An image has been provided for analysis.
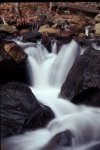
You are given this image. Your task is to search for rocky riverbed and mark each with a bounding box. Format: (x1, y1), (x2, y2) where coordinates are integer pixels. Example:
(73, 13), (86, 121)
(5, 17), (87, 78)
(0, 2), (100, 142)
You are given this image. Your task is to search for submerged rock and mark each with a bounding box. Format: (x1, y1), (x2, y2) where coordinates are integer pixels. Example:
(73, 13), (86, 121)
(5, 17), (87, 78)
(0, 82), (54, 138)
(42, 130), (73, 150)
(60, 48), (100, 107)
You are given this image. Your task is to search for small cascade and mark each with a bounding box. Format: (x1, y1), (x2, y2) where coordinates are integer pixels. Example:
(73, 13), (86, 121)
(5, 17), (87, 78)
(4, 38), (100, 150)
(24, 44), (49, 87)
(51, 39), (57, 54)
(50, 40), (80, 87)
(92, 42), (100, 50)
(85, 26), (91, 36)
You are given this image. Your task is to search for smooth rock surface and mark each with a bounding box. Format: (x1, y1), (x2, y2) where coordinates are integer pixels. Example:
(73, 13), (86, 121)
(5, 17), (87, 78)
(60, 48), (100, 107)
(0, 82), (55, 138)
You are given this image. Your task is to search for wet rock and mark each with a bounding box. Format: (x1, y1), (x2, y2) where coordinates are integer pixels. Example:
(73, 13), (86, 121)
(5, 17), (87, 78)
(70, 23), (86, 35)
(41, 31), (73, 53)
(52, 18), (70, 30)
(36, 14), (47, 25)
(60, 48), (100, 107)
(94, 23), (100, 36)
(0, 82), (55, 138)
(56, 30), (73, 51)
(0, 24), (17, 33)
(95, 14), (100, 23)
(0, 41), (29, 85)
(3, 41), (27, 63)
(57, 30), (74, 39)
(41, 34), (52, 52)
(79, 32), (85, 38)
(87, 142), (100, 150)
(0, 32), (9, 42)
(74, 36), (100, 50)
(39, 24), (60, 36)
(71, 88), (100, 107)
(19, 29), (30, 35)
(22, 31), (42, 43)
(42, 130), (74, 150)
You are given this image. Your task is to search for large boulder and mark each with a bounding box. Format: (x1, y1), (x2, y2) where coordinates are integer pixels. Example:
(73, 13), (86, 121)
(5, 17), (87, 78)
(0, 82), (54, 138)
(0, 40), (30, 85)
(60, 48), (100, 107)
(3, 41), (27, 63)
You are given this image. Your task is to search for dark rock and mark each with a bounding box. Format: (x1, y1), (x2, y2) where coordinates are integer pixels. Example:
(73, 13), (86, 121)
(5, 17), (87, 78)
(87, 142), (100, 150)
(42, 130), (74, 150)
(16, 23), (32, 31)
(41, 33), (72, 53)
(74, 36), (100, 50)
(57, 4), (100, 16)
(0, 40), (29, 85)
(19, 29), (30, 35)
(41, 35), (52, 52)
(71, 88), (100, 107)
(41, 29), (73, 53)
(37, 14), (47, 25)
(0, 32), (11, 42)
(0, 82), (55, 138)
(22, 31), (42, 43)
(56, 30), (74, 50)
(60, 48), (100, 107)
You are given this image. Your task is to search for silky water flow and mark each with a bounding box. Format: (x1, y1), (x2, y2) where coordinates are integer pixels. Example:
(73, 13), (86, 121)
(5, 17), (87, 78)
(2, 39), (100, 150)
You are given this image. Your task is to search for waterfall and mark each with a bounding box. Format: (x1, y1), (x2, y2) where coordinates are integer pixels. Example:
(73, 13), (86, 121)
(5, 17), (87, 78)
(92, 42), (100, 51)
(50, 40), (80, 87)
(24, 39), (80, 88)
(51, 39), (57, 54)
(2, 39), (100, 150)
(85, 26), (91, 36)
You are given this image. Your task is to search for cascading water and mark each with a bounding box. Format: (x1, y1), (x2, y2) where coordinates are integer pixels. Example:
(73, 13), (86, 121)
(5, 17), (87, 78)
(85, 26), (91, 36)
(50, 40), (80, 87)
(51, 39), (57, 54)
(2, 39), (100, 150)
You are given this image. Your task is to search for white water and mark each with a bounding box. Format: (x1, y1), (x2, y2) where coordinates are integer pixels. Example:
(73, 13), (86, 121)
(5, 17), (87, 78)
(92, 42), (100, 51)
(85, 26), (91, 36)
(51, 39), (57, 54)
(2, 39), (100, 150)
